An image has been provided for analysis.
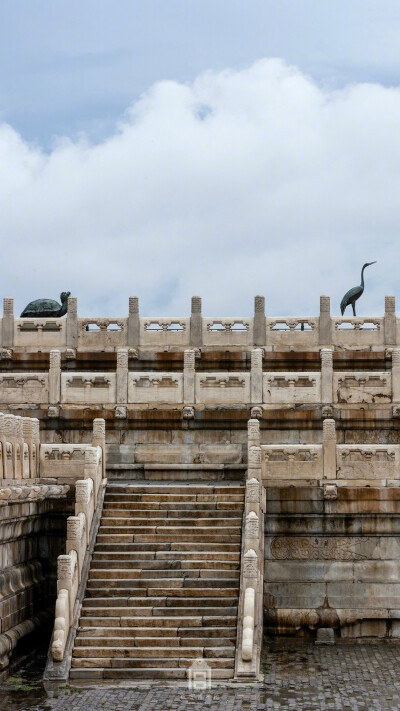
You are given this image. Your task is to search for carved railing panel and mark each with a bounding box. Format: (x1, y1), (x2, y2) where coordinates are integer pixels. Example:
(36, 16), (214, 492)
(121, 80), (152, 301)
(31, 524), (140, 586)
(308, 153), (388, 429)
(78, 318), (128, 349)
(336, 445), (400, 480)
(40, 444), (90, 478)
(128, 372), (183, 404)
(334, 372), (391, 404)
(332, 318), (384, 346)
(202, 318), (253, 346)
(266, 318), (319, 347)
(263, 372), (321, 404)
(14, 318), (66, 348)
(195, 372), (251, 404)
(261, 445), (323, 480)
(61, 372), (116, 404)
(139, 318), (190, 346)
(0, 374), (49, 404)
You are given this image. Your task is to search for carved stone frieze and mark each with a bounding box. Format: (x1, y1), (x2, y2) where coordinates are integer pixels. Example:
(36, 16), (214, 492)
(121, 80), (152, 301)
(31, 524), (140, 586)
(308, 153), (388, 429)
(270, 537), (368, 561)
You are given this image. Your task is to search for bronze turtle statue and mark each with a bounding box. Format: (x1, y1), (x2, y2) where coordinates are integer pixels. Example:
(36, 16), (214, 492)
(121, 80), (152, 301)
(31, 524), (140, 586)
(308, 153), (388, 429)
(20, 291), (71, 318)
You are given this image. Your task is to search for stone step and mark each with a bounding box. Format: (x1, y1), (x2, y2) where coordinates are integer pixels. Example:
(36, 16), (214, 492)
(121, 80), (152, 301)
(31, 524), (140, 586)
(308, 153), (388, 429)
(74, 636), (235, 648)
(77, 626), (236, 638)
(100, 516), (242, 526)
(72, 646), (235, 660)
(90, 566), (240, 577)
(94, 542), (240, 551)
(98, 525), (240, 536)
(96, 534), (240, 543)
(81, 605), (238, 617)
(104, 493), (244, 503)
(79, 615), (237, 628)
(82, 594), (238, 605)
(92, 551), (240, 562)
(107, 485), (244, 495)
(88, 572), (239, 585)
(101, 508), (242, 519)
(102, 508), (242, 526)
(71, 656), (223, 678)
(102, 501), (244, 510)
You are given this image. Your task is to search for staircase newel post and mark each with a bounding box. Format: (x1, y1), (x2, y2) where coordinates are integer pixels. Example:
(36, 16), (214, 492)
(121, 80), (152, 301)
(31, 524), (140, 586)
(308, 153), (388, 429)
(92, 418), (106, 478)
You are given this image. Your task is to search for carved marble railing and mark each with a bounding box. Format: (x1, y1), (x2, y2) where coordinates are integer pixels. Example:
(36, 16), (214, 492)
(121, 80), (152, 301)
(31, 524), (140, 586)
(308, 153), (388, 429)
(235, 419), (264, 681)
(40, 419), (105, 479)
(0, 483), (69, 504)
(0, 412), (40, 480)
(261, 418), (400, 485)
(51, 433), (105, 662)
(2, 344), (400, 411)
(2, 294), (399, 351)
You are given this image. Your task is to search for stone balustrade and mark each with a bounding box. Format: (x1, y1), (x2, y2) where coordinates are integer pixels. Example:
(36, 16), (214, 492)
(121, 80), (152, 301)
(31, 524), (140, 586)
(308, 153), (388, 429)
(40, 419), (105, 480)
(1, 294), (399, 351)
(261, 418), (400, 485)
(0, 412), (40, 480)
(51, 437), (105, 662)
(2, 347), (400, 411)
(235, 418), (264, 681)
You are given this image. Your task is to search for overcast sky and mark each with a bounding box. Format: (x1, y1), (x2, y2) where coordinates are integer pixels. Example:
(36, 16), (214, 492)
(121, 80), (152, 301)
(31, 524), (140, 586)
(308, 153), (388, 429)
(1, 1), (400, 316)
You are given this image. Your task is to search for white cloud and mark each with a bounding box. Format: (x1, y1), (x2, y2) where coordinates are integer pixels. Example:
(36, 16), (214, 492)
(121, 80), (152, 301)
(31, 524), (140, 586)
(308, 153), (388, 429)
(0, 58), (399, 318)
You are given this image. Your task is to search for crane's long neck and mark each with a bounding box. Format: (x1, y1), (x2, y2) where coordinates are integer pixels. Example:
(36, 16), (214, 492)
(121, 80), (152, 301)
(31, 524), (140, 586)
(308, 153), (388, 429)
(360, 265), (367, 290)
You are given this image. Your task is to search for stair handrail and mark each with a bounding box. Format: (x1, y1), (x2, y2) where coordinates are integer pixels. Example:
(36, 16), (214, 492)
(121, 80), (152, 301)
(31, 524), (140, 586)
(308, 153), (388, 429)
(234, 418), (264, 681)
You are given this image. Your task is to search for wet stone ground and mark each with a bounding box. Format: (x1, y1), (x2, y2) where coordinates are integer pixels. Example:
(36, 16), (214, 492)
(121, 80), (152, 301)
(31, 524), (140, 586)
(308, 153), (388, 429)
(2, 641), (400, 710)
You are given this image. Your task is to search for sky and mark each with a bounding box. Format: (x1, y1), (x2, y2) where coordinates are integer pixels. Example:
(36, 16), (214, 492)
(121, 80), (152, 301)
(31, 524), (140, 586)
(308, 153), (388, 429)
(0, 0), (400, 316)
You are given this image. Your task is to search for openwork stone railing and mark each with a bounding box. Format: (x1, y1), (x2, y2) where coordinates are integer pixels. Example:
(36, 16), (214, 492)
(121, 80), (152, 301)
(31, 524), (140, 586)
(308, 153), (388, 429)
(51, 420), (105, 662)
(1, 294), (399, 351)
(235, 419), (264, 681)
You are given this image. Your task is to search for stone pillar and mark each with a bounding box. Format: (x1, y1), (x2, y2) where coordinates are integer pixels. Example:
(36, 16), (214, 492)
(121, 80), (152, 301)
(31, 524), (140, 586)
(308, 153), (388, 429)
(22, 418), (33, 478)
(392, 348), (400, 403)
(92, 418), (106, 477)
(15, 416), (24, 478)
(385, 296), (396, 345)
(319, 296), (331, 346)
(31, 418), (40, 477)
(116, 349), (128, 403)
(127, 297), (140, 347)
(3, 415), (16, 478)
(323, 418), (336, 479)
(248, 417), (260, 450)
(184, 349), (196, 403)
(2, 298), (14, 348)
(254, 296), (266, 347)
(190, 296), (202, 347)
(0, 413), (4, 479)
(250, 349), (263, 404)
(66, 296), (78, 349)
(49, 350), (61, 405)
(320, 348), (333, 404)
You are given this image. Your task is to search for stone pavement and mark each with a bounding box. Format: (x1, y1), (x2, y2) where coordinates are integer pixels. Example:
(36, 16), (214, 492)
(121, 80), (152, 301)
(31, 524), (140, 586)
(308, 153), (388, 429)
(3, 641), (400, 710)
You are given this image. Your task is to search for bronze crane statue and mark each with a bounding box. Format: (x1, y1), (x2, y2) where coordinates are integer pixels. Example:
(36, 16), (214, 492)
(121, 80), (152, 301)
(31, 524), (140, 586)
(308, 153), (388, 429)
(340, 262), (376, 317)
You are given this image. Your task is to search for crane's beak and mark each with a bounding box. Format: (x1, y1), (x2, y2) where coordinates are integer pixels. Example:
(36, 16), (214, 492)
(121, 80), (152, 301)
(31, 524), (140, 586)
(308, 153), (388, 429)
(367, 261), (377, 266)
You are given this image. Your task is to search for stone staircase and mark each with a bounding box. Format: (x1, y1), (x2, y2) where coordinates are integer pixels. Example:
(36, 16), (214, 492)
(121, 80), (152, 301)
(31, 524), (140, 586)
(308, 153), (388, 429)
(70, 482), (244, 680)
